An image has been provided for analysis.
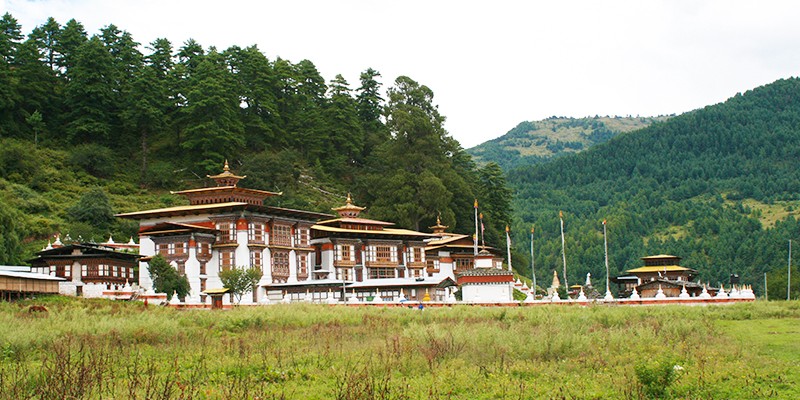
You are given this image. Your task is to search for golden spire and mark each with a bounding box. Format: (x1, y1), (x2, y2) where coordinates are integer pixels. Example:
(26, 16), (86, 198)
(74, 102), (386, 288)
(207, 160), (246, 187)
(332, 192), (366, 218)
(429, 211), (449, 234)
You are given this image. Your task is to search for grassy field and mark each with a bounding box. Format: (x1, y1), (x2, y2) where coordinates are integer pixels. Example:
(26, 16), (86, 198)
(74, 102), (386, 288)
(1, 298), (798, 399)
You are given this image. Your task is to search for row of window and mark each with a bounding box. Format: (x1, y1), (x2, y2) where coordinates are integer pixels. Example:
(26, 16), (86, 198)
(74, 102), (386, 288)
(217, 221), (310, 247)
(49, 264), (135, 279)
(336, 244), (422, 262)
(156, 242), (212, 258)
(217, 250), (308, 283)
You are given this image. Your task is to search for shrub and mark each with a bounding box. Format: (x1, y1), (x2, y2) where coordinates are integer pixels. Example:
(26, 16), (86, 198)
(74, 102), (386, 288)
(70, 143), (116, 178)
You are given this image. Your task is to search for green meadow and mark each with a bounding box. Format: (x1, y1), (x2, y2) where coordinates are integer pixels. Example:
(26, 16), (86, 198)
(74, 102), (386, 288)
(1, 298), (798, 399)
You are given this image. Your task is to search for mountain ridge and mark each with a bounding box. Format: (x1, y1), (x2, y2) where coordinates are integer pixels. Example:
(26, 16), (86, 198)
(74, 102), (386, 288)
(468, 115), (670, 170)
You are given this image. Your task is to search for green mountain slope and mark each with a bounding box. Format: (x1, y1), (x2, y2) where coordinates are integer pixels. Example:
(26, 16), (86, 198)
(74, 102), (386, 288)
(507, 78), (800, 299)
(468, 116), (669, 170)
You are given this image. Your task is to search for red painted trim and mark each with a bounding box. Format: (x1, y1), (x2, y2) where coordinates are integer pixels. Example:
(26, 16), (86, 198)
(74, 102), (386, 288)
(458, 275), (514, 284)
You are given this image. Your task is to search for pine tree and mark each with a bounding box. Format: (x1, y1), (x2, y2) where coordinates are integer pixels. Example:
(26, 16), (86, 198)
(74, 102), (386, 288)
(179, 50), (245, 173)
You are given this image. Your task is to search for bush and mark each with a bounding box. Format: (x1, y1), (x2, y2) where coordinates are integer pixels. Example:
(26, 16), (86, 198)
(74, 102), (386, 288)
(635, 357), (682, 399)
(67, 187), (115, 231)
(70, 143), (115, 178)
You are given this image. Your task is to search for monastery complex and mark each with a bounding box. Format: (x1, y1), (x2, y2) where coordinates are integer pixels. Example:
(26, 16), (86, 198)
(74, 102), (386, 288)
(2, 162), (756, 306)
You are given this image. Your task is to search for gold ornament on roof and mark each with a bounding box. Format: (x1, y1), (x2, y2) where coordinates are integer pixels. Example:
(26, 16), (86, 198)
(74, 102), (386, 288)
(332, 192), (366, 218)
(207, 160), (247, 187)
(429, 211), (449, 234)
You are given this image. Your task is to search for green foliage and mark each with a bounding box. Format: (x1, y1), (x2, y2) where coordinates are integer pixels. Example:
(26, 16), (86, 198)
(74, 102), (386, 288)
(469, 116), (669, 170)
(147, 254), (190, 298)
(634, 357), (682, 399)
(66, 187), (115, 230)
(0, 201), (23, 264)
(509, 78), (800, 291)
(218, 266), (263, 305)
(69, 143), (115, 177)
(766, 262), (800, 300)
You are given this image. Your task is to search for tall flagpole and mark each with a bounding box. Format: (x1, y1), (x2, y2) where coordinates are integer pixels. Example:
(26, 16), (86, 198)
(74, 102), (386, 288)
(480, 213), (486, 248)
(560, 211), (568, 290)
(506, 225), (512, 272)
(530, 226), (536, 292)
(473, 199), (479, 256)
(788, 239), (792, 301)
(603, 219), (613, 300)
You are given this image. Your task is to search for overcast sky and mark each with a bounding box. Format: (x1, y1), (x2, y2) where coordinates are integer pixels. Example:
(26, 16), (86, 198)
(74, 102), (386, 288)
(4, 0), (800, 148)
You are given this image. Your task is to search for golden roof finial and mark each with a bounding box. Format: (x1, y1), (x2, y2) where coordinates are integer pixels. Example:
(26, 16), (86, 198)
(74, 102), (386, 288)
(333, 192), (365, 218)
(207, 159), (245, 187)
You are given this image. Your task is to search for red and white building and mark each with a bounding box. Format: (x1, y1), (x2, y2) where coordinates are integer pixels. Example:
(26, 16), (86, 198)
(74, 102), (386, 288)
(118, 162), (509, 305)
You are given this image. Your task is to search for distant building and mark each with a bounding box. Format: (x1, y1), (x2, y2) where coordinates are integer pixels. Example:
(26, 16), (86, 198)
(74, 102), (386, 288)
(28, 241), (141, 297)
(612, 254), (705, 298)
(0, 266), (63, 301)
(456, 250), (514, 302)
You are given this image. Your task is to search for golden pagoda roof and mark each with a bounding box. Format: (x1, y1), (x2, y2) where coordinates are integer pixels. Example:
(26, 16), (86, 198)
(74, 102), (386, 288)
(312, 224), (435, 238)
(203, 160), (247, 188)
(625, 265), (695, 274)
(640, 254), (681, 260)
(332, 193), (366, 218)
(428, 214), (449, 234)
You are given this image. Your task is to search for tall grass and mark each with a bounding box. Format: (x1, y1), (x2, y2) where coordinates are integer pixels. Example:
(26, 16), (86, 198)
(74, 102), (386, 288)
(0, 297), (798, 399)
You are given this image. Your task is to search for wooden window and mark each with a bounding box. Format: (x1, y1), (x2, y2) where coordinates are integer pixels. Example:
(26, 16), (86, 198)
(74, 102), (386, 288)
(296, 227), (310, 247)
(376, 245), (395, 263)
(219, 250), (235, 271)
(336, 244), (355, 262)
(157, 243), (169, 256)
(271, 224), (291, 246)
(272, 251), (290, 282)
(64, 264), (71, 278)
(455, 258), (472, 270)
(217, 221), (236, 243)
(175, 242), (187, 256)
(200, 278), (207, 292)
(197, 242), (212, 257)
(112, 265), (119, 277)
(297, 254), (308, 279)
(368, 267), (395, 279)
(250, 250), (262, 269)
(414, 247), (424, 263)
(199, 262), (206, 275)
(336, 267), (352, 281)
(248, 222), (265, 243)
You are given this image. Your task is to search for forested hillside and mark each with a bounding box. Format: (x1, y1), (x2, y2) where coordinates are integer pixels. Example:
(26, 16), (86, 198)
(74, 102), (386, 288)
(0, 13), (512, 263)
(468, 116), (669, 170)
(508, 78), (800, 299)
